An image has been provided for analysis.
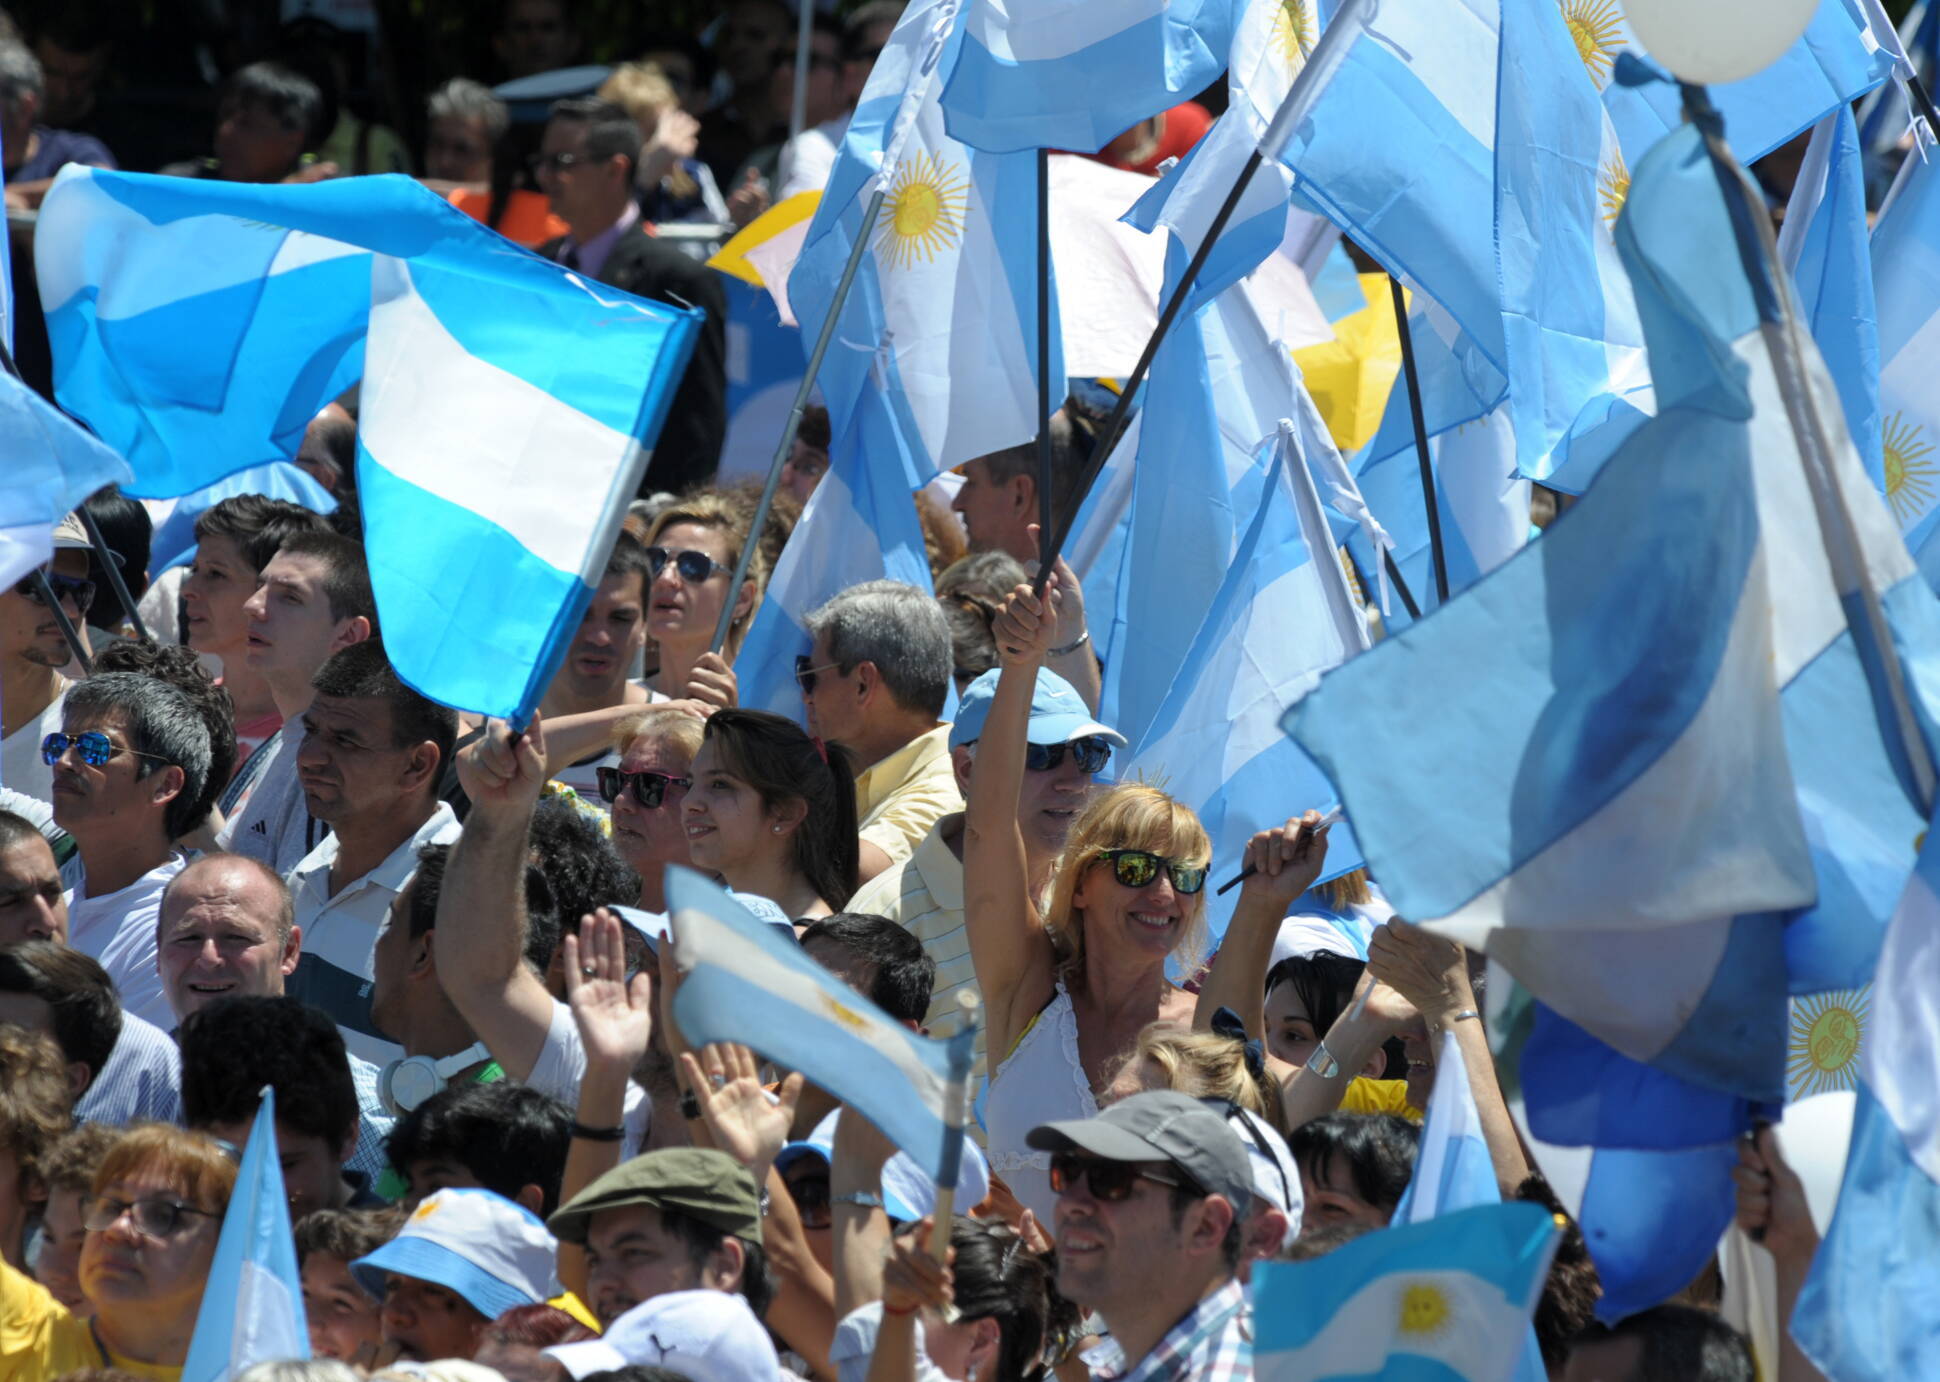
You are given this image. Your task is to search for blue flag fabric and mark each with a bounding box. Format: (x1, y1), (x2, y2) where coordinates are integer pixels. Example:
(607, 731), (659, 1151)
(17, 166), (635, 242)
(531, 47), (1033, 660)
(1870, 120), (1940, 583)
(183, 1088), (308, 1382)
(0, 382), (131, 597)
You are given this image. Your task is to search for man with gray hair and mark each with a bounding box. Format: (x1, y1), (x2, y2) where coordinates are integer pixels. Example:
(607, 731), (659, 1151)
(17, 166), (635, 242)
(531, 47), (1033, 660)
(49, 672), (211, 1031)
(0, 37), (113, 191)
(799, 579), (958, 884)
(424, 77), (508, 184)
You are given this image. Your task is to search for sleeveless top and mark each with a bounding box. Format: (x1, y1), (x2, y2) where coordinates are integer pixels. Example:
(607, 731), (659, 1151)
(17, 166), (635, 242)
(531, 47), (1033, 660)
(983, 981), (1098, 1224)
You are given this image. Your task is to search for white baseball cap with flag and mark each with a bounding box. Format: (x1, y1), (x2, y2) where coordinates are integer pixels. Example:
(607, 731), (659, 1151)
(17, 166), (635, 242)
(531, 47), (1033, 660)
(546, 1289), (779, 1382)
(350, 1188), (559, 1322)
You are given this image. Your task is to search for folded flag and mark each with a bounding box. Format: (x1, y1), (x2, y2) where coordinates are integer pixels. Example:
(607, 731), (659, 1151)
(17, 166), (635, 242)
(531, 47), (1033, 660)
(183, 1087), (308, 1382)
(1252, 1201), (1559, 1382)
(666, 867), (976, 1181)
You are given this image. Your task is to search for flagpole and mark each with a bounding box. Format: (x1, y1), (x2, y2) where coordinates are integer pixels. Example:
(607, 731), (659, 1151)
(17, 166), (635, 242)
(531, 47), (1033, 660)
(28, 570), (93, 674)
(926, 990), (981, 1323)
(788, 0), (814, 144)
(1388, 276), (1450, 604)
(1035, 148), (1055, 576)
(1033, 0), (1378, 594)
(711, 188), (891, 653)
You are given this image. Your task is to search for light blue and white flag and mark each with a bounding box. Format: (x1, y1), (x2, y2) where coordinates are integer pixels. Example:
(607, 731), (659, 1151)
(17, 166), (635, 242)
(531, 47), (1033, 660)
(0, 380), (131, 594)
(1393, 1029), (1501, 1221)
(938, 0), (1239, 154)
(1252, 1202), (1559, 1382)
(732, 386), (934, 720)
(667, 866), (977, 1181)
(1870, 120), (1940, 580)
(183, 1087), (308, 1382)
(37, 168), (702, 722)
(788, 0), (1057, 481)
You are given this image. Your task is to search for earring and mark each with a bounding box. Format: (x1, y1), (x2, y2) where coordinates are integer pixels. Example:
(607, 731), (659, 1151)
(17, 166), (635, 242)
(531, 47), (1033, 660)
(773, 824), (783, 834)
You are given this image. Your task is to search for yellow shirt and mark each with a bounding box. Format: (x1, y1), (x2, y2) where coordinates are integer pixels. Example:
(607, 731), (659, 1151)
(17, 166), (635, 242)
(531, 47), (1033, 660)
(1341, 1076), (1425, 1123)
(852, 726), (963, 869)
(0, 1259), (183, 1382)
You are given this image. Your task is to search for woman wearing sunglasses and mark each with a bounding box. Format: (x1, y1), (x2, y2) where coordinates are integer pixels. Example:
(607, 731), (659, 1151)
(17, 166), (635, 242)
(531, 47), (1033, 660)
(638, 493), (764, 707)
(599, 705), (706, 912)
(684, 708), (859, 921)
(965, 573), (1215, 1223)
(4, 1122), (237, 1379)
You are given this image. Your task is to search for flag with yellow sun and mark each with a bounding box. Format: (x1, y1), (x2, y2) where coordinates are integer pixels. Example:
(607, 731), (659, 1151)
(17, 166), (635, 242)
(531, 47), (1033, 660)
(787, 0), (1058, 482)
(1870, 121), (1940, 565)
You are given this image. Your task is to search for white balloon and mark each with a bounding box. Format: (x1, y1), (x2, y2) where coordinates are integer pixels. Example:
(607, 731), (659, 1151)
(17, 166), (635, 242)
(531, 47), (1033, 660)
(1620, 0), (1818, 85)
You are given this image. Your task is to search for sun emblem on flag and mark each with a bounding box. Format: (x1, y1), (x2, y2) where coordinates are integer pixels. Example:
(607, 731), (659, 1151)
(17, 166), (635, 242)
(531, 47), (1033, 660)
(1786, 988), (1868, 1101)
(1397, 1281), (1452, 1338)
(877, 152), (968, 271)
(1598, 147), (1631, 226)
(1882, 411), (1937, 527)
(1270, 0), (1317, 70)
(821, 992), (874, 1036)
(1559, 0), (1625, 87)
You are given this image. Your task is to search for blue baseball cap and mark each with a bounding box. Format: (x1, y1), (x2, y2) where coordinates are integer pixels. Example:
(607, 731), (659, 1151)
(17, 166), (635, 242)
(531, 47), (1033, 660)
(351, 1188), (558, 1322)
(948, 668), (1125, 752)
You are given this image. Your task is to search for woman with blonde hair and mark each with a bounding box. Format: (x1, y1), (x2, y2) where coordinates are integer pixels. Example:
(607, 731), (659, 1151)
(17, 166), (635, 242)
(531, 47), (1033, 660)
(964, 573), (1215, 1221)
(637, 490), (764, 705)
(1102, 1021), (1289, 1138)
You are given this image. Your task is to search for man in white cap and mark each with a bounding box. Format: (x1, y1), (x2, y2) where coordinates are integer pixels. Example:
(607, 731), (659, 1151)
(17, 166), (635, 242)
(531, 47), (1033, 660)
(350, 1187), (559, 1361)
(849, 666), (1122, 1081)
(546, 1290), (779, 1382)
(1, 513), (95, 803)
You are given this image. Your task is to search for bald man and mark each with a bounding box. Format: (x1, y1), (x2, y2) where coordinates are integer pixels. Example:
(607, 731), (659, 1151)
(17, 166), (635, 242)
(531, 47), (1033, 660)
(156, 852), (301, 1024)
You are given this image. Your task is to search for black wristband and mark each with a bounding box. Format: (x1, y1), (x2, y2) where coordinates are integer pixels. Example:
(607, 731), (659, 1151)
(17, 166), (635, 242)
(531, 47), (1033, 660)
(679, 1090), (703, 1120)
(571, 1121), (626, 1142)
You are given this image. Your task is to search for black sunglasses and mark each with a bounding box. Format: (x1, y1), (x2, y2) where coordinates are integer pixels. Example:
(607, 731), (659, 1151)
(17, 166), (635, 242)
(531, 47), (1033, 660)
(1048, 1152), (1196, 1203)
(596, 766), (692, 809)
(1025, 735), (1112, 774)
(1096, 848), (1208, 895)
(42, 731), (175, 771)
(795, 654), (845, 695)
(530, 150), (590, 173)
(648, 547), (725, 583)
(14, 572), (96, 614)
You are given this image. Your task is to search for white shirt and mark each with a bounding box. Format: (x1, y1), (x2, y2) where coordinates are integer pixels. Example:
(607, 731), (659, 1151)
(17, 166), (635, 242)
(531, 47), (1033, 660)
(526, 998), (651, 1156)
(217, 727), (321, 876)
(1, 686), (67, 802)
(285, 802), (462, 1067)
(65, 855), (186, 1033)
(776, 114), (849, 199)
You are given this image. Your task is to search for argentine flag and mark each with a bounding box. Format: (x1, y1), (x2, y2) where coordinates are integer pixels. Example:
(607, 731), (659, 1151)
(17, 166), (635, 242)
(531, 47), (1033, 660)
(37, 168), (701, 722)
(183, 1087), (308, 1382)
(1252, 1202), (1559, 1382)
(0, 379), (131, 595)
(1870, 118), (1940, 583)
(788, 0), (1058, 482)
(667, 867), (977, 1181)
(939, 0), (1239, 154)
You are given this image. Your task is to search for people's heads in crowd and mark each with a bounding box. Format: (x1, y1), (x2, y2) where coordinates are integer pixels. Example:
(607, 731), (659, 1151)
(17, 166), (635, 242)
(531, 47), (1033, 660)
(950, 667), (1118, 865)
(0, 39), (43, 172)
(1263, 950), (1398, 1077)
(641, 492), (762, 664)
(178, 996), (361, 1220)
(51, 671), (212, 845)
(916, 490), (969, 585)
(370, 842), (456, 1055)
(596, 62), (685, 189)
(688, 708), (860, 914)
(351, 1186), (559, 1362)
(0, 810), (67, 945)
(242, 530), (376, 698)
(298, 639), (457, 830)
(1212, 1102), (1302, 1271)
(185, 494), (332, 663)
(952, 410), (1087, 562)
(425, 77), (508, 184)
(1026, 1091), (1251, 1321)
(79, 1124), (239, 1352)
(1102, 1024), (1281, 1135)
(1043, 783), (1210, 986)
(90, 640), (236, 837)
(32, 1120), (121, 1314)
(717, 0), (792, 102)
(79, 488), (151, 635)
(1287, 1112), (1418, 1237)
(385, 1081), (574, 1217)
(528, 797), (637, 985)
(636, 32), (713, 115)
(769, 13), (845, 129)
(33, 8), (112, 128)
(295, 403), (359, 498)
(1516, 1174), (1603, 1373)
(603, 706), (704, 903)
(800, 580), (952, 757)
(0, 1024), (71, 1264)
(474, 1303), (596, 1377)
(547, 1289), (775, 1382)
(550, 529), (651, 710)
(841, 1), (904, 101)
(798, 913), (935, 1027)
(936, 551), (1026, 695)
(1564, 1304), (1755, 1382)
(923, 1215), (1079, 1382)
(779, 406), (830, 505)
(539, 97), (640, 231)
(548, 1148), (771, 1328)
(156, 853), (300, 1023)
(296, 1207), (405, 1363)
(0, 939), (123, 1100)
(214, 61), (323, 182)
(497, 0), (581, 79)
(2, 528), (91, 674)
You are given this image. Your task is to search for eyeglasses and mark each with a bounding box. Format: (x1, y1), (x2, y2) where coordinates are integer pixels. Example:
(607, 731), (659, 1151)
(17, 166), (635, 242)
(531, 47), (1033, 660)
(530, 150), (589, 173)
(1095, 848), (1208, 895)
(596, 766), (692, 809)
(1048, 1153), (1196, 1203)
(784, 1172), (831, 1230)
(83, 1194), (218, 1238)
(14, 572), (97, 614)
(794, 655), (845, 695)
(647, 547), (725, 583)
(42, 731), (176, 771)
(1025, 735), (1113, 775)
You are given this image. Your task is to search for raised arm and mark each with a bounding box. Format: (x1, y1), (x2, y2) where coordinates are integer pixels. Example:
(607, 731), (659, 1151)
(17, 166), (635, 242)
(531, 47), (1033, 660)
(1279, 964), (1419, 1131)
(1734, 1127), (1829, 1382)
(963, 575), (1065, 1061)
(1193, 813), (1329, 1039)
(434, 715), (559, 1080)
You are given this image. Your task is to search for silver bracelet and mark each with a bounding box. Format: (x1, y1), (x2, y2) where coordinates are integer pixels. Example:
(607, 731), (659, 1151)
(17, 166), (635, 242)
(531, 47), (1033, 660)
(1049, 628), (1091, 657)
(1446, 1009), (1481, 1025)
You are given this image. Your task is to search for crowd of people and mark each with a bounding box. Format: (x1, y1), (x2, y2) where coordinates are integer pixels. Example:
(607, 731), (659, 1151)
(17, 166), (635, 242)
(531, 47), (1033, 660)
(0, 3), (1847, 1382)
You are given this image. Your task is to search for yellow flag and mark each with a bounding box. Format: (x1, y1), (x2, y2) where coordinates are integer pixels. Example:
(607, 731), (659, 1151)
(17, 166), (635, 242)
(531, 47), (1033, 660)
(1291, 273), (1403, 454)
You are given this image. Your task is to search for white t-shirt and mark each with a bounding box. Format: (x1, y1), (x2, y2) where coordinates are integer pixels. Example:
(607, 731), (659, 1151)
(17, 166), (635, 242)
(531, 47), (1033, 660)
(776, 114), (849, 199)
(1, 687), (67, 802)
(66, 855), (187, 1034)
(525, 999), (651, 1155)
(217, 727), (320, 876)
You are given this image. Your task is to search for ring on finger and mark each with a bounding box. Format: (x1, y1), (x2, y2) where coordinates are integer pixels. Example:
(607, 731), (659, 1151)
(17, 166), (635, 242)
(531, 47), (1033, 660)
(710, 1073), (728, 1089)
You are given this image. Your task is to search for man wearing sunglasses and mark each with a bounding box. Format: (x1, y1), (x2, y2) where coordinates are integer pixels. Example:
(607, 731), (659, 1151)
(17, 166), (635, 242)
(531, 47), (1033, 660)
(1, 513), (97, 804)
(1027, 1090), (1256, 1382)
(849, 666), (1121, 1083)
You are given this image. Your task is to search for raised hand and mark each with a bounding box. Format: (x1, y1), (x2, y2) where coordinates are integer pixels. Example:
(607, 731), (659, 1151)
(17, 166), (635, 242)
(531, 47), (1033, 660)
(882, 1216), (955, 1317)
(679, 1042), (803, 1178)
(991, 573), (1063, 668)
(684, 651), (740, 710)
(457, 713), (549, 816)
(1238, 810), (1332, 910)
(1366, 918), (1472, 1025)
(564, 908), (654, 1074)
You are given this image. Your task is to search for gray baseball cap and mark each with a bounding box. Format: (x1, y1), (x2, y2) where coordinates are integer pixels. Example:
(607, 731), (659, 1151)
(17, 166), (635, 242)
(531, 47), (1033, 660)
(1025, 1090), (1253, 1214)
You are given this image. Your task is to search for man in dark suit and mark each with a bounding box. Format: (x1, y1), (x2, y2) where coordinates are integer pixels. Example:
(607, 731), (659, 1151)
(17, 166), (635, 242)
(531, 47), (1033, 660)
(537, 97), (727, 495)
